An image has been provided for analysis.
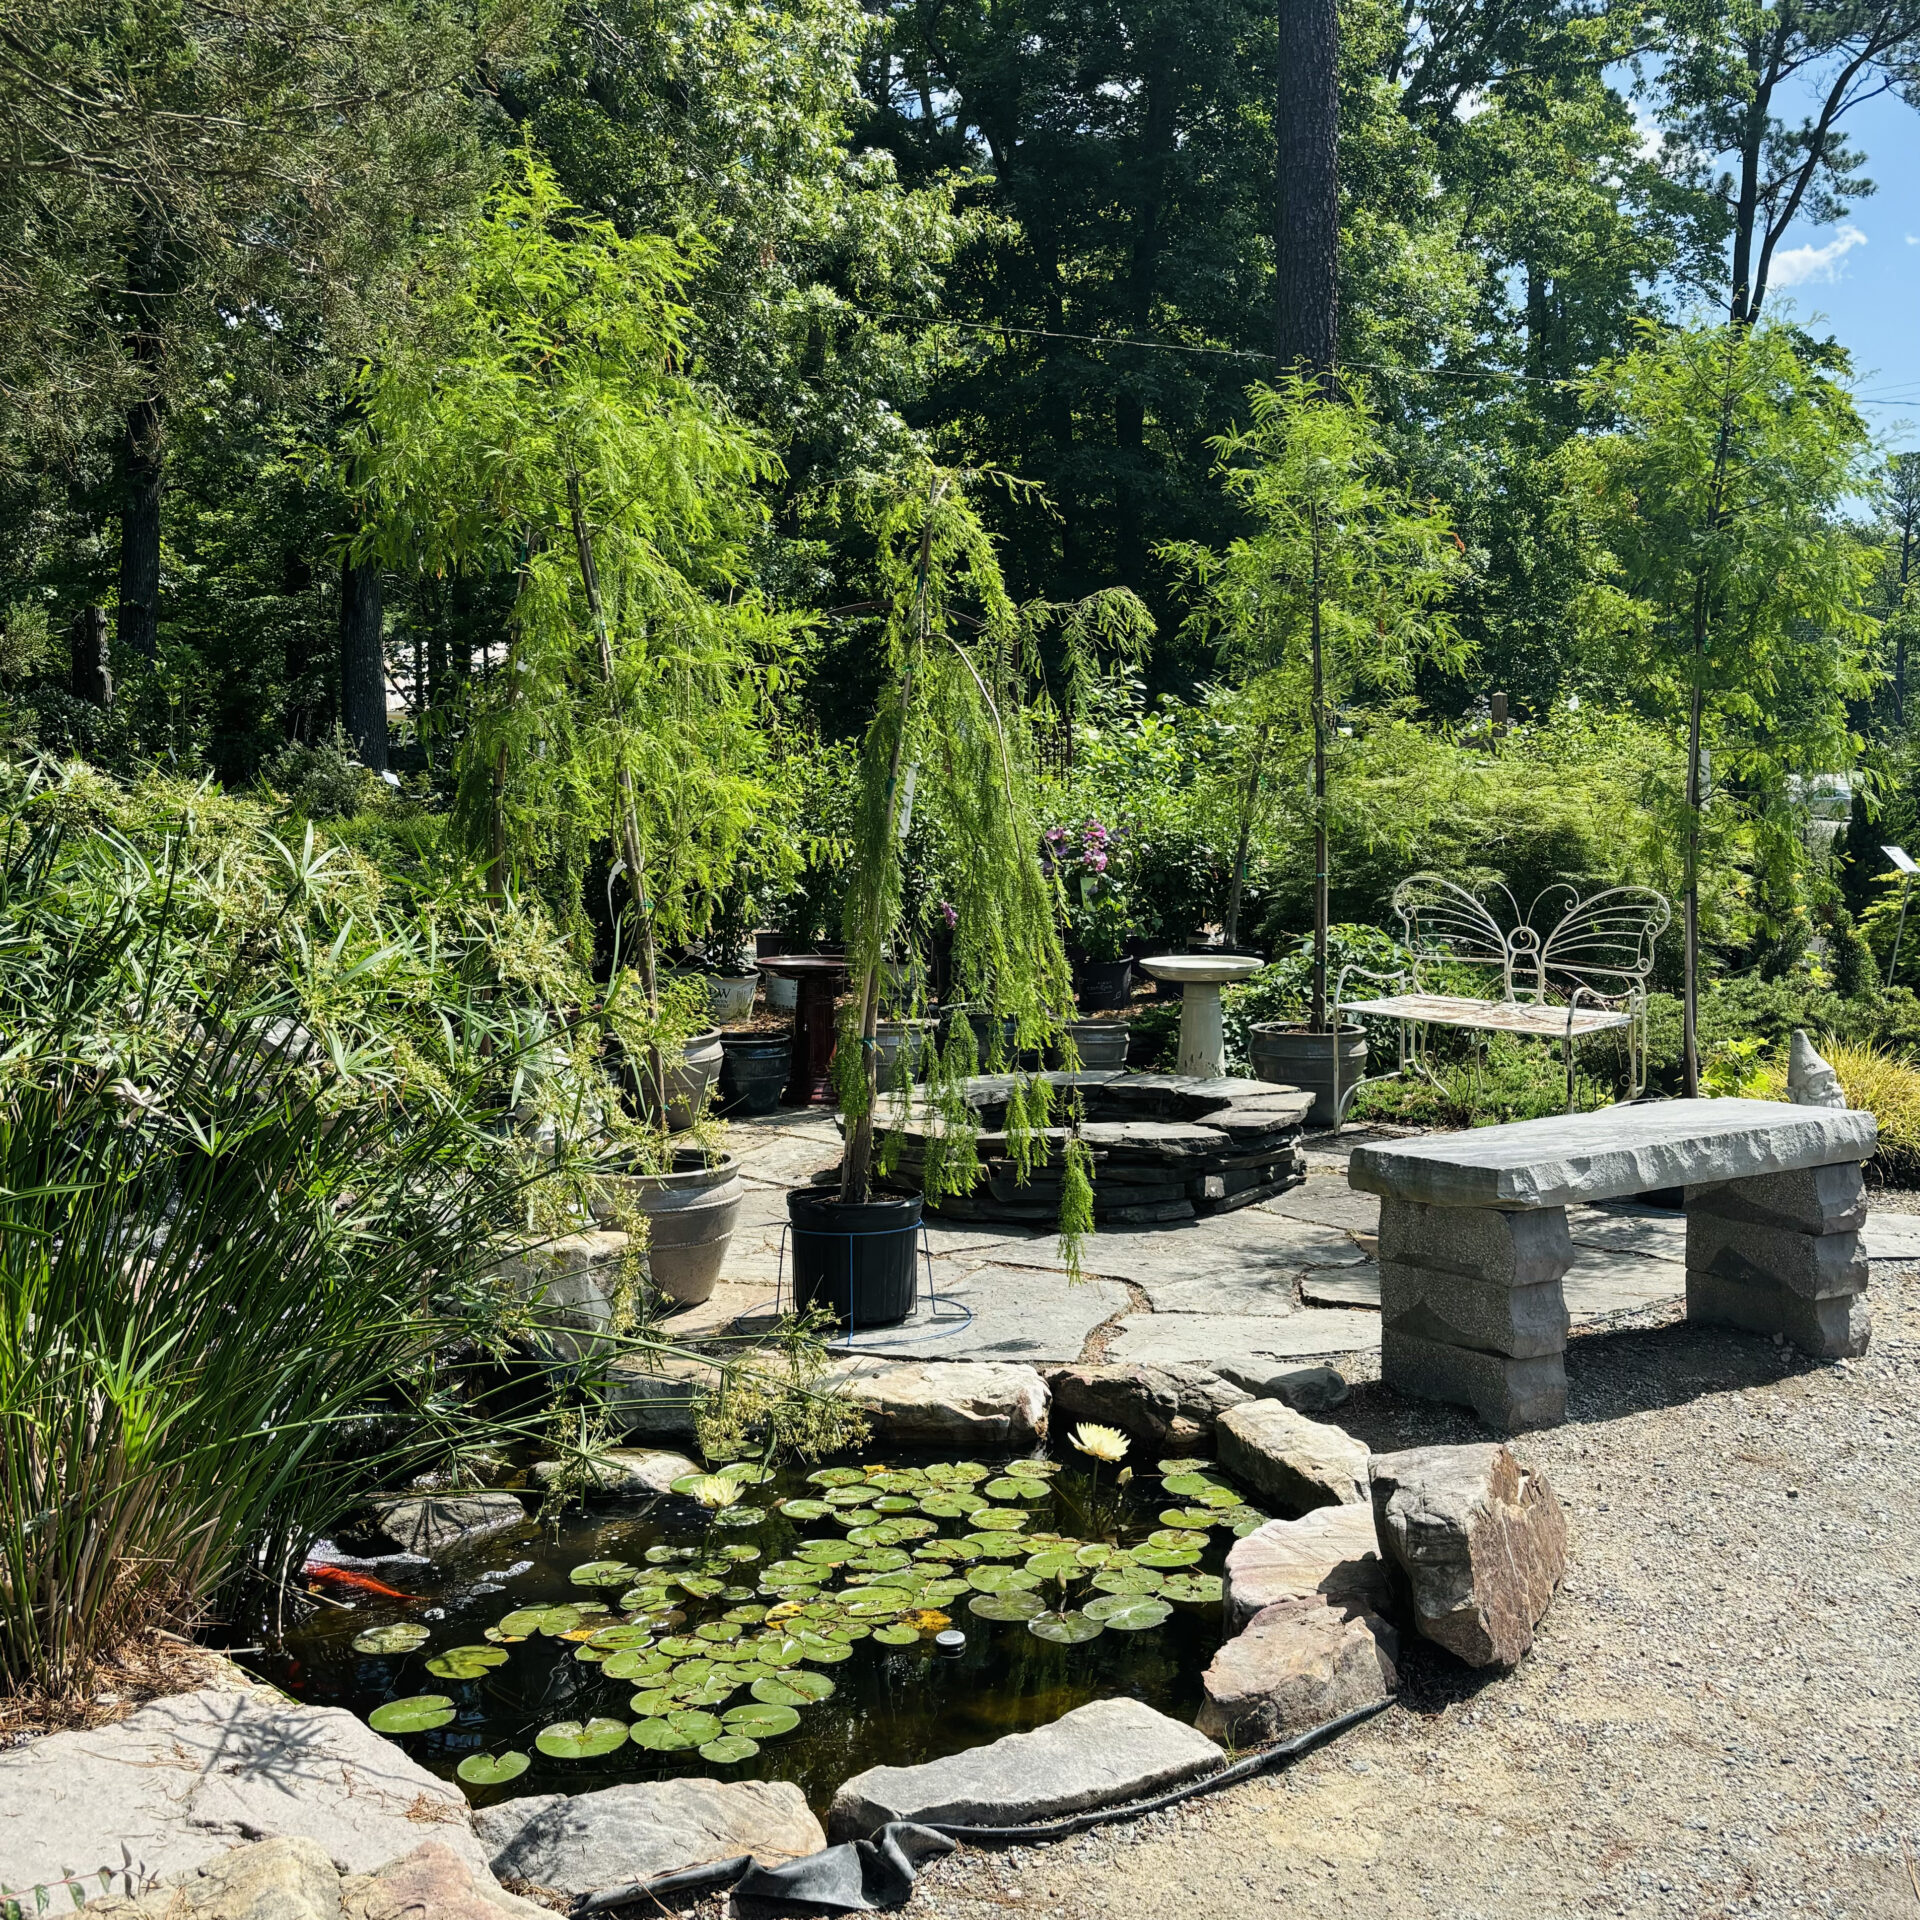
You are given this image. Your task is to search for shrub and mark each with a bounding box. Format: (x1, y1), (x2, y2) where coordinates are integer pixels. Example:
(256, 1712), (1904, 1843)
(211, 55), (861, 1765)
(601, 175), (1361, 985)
(1818, 1039), (1920, 1187)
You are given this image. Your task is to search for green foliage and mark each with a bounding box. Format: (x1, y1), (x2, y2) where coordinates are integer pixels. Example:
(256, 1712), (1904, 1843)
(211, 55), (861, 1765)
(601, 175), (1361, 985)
(342, 149), (800, 972)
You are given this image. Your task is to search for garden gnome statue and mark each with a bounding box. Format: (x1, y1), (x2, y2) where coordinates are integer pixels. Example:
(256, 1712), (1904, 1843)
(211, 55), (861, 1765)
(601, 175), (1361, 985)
(1785, 1030), (1846, 1109)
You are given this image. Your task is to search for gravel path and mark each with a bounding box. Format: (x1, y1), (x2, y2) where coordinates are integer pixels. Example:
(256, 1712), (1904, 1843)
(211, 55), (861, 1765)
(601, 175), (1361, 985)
(903, 1248), (1920, 1920)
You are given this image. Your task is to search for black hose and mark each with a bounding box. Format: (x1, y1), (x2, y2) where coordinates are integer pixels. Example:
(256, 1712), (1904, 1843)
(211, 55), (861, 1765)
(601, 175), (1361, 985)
(920, 1696), (1392, 1844)
(572, 1697), (1393, 1913)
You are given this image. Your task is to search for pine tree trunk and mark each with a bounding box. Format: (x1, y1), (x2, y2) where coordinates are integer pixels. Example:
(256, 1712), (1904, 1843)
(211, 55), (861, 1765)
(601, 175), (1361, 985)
(118, 395), (163, 661)
(1309, 505), (1329, 1033)
(339, 558), (388, 772)
(1274, 0), (1339, 379)
(69, 606), (112, 707)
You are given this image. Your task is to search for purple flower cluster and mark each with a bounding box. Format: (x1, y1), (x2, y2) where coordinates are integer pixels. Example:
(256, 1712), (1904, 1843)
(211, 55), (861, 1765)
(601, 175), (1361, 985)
(1043, 820), (1117, 875)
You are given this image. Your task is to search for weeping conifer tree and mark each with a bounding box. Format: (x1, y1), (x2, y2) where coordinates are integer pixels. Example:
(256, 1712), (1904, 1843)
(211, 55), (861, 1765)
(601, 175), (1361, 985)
(835, 463), (1136, 1263)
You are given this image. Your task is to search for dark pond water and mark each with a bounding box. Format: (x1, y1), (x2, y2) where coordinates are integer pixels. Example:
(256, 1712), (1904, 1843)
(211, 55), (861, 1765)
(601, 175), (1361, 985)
(263, 1447), (1261, 1818)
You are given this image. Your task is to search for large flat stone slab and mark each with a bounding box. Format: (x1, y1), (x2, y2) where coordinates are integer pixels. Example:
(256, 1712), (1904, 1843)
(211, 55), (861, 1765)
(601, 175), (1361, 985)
(822, 1261), (1127, 1364)
(0, 1686), (494, 1888)
(818, 1357), (1050, 1445)
(1568, 1204), (1689, 1260)
(1259, 1178), (1381, 1232)
(828, 1698), (1223, 1840)
(1046, 1362), (1251, 1450)
(1348, 1099), (1876, 1210)
(1862, 1210), (1920, 1262)
(1108, 1308), (1380, 1370)
(1562, 1251), (1687, 1320)
(477, 1780), (824, 1894)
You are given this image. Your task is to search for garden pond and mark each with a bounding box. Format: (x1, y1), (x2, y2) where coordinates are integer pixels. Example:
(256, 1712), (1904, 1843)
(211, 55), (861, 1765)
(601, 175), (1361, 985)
(266, 1447), (1267, 1815)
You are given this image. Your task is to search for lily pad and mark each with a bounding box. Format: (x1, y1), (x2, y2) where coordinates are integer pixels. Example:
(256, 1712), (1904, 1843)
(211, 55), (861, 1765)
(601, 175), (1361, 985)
(666, 1709), (724, 1743)
(1160, 1506), (1230, 1530)
(628, 1688), (680, 1717)
(455, 1751), (529, 1786)
(1006, 1455), (1061, 1475)
(779, 1498), (832, 1521)
(918, 1493), (978, 1518)
(796, 1540), (861, 1565)
(1083, 1595), (1172, 1630)
(699, 1734), (760, 1764)
(808, 1467), (867, 1487)
(964, 1534), (1031, 1559)
(1132, 1544), (1202, 1568)
(712, 1506), (765, 1528)
(968, 1564), (1040, 1594)
(753, 1670), (835, 1705)
(425, 1645), (509, 1680)
(825, 1484), (880, 1507)
(351, 1624), (430, 1655)
(535, 1717), (629, 1758)
(695, 1620), (743, 1643)
(1161, 1472), (1227, 1499)
(1228, 1508), (1271, 1538)
(1027, 1610), (1103, 1644)
(1091, 1566), (1165, 1595)
(532, 1605), (586, 1636)
(1023, 1549), (1085, 1580)
(676, 1575), (726, 1598)
(569, 1560), (637, 1587)
(1073, 1543), (1115, 1567)
(645, 1544), (699, 1564)
(630, 1717), (700, 1752)
(368, 1694), (454, 1734)
(968, 1508), (1029, 1532)
(968, 1590), (1046, 1622)
(984, 1476), (1049, 1502)
(1158, 1572), (1224, 1604)
(587, 1622), (654, 1649)
(871, 1495), (920, 1513)
(724, 1702), (801, 1737)
(1148, 1529), (1210, 1551)
(871, 1623), (920, 1646)
(718, 1460), (775, 1485)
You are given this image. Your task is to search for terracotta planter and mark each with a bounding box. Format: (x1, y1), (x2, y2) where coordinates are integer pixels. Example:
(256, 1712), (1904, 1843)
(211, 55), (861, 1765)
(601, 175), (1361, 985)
(594, 1147), (742, 1306)
(1248, 1023), (1369, 1128)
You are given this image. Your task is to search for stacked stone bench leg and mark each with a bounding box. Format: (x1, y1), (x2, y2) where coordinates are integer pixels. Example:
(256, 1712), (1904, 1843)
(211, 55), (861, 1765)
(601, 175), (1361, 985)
(1684, 1163), (1871, 1358)
(1347, 1095), (1880, 1431)
(1378, 1197), (1572, 1431)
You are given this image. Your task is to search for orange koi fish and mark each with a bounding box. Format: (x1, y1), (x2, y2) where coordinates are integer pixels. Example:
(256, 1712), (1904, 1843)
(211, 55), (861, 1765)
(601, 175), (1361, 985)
(304, 1563), (421, 1603)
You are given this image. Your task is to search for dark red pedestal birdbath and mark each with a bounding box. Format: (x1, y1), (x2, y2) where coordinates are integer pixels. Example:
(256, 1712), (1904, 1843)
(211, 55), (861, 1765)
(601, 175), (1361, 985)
(759, 954), (851, 1105)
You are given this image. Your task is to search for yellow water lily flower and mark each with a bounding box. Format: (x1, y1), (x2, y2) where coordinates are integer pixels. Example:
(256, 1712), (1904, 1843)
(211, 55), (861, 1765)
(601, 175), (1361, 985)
(1070, 1422), (1131, 1465)
(688, 1473), (743, 1509)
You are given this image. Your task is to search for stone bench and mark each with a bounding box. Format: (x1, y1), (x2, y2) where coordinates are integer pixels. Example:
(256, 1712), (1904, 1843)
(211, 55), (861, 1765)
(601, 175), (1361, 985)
(1346, 1099), (1878, 1429)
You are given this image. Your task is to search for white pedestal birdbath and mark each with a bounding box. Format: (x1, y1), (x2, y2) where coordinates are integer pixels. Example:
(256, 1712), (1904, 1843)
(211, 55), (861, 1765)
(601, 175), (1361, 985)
(1140, 954), (1263, 1077)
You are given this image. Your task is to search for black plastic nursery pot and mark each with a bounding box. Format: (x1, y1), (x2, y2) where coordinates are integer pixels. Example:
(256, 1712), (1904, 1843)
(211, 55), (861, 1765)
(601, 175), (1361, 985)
(1073, 957), (1133, 1010)
(786, 1188), (923, 1328)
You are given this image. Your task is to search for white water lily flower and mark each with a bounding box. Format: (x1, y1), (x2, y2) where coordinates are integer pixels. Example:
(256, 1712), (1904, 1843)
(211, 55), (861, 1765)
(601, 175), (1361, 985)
(1070, 1423), (1130, 1465)
(688, 1474), (742, 1510)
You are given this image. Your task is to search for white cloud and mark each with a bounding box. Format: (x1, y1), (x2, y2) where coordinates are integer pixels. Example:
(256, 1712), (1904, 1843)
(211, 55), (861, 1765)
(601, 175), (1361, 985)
(1770, 225), (1868, 288)
(1907, 234), (1919, 246)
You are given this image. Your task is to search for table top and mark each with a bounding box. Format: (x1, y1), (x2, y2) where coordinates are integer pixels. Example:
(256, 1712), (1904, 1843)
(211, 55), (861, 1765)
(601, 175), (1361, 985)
(759, 954), (852, 981)
(1348, 1098), (1878, 1209)
(1342, 992), (1631, 1037)
(1140, 953), (1263, 985)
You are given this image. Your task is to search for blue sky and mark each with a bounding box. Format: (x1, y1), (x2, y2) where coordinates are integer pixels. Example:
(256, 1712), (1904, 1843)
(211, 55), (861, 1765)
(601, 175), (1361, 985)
(1743, 87), (1920, 450)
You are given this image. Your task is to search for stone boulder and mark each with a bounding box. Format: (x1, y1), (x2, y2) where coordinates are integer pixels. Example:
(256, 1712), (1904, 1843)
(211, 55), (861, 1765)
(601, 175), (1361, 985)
(829, 1698), (1222, 1841)
(477, 1780), (824, 1895)
(363, 1490), (524, 1556)
(530, 1447), (699, 1497)
(1238, 1363), (1352, 1414)
(1224, 1503), (1391, 1633)
(1215, 1398), (1370, 1512)
(1044, 1362), (1251, 1451)
(604, 1355), (719, 1439)
(1370, 1441), (1566, 1667)
(492, 1229), (633, 1362)
(817, 1358), (1049, 1447)
(82, 1838), (542, 1920)
(0, 1688), (496, 1889)
(1196, 1596), (1398, 1745)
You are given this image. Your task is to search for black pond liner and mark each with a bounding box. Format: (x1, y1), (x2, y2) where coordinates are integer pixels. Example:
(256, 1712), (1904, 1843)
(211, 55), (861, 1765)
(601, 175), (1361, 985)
(574, 1699), (1393, 1914)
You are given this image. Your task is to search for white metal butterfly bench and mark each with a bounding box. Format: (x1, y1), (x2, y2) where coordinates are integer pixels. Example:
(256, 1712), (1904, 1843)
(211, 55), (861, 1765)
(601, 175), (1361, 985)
(1332, 874), (1672, 1119)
